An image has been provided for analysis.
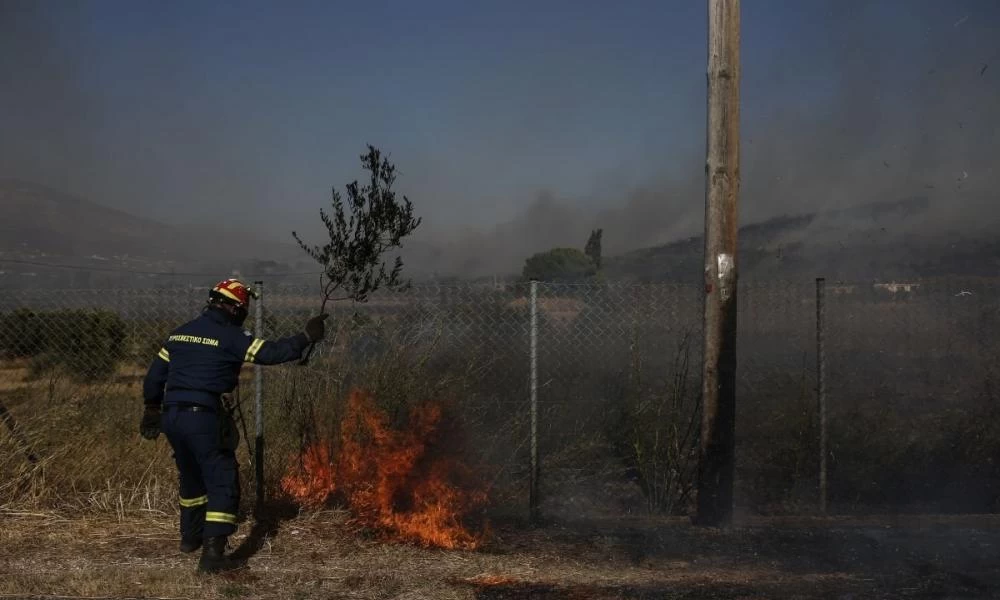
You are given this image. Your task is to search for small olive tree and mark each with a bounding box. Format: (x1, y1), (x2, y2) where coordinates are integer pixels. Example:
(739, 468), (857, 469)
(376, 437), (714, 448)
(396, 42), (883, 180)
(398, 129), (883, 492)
(292, 145), (421, 364)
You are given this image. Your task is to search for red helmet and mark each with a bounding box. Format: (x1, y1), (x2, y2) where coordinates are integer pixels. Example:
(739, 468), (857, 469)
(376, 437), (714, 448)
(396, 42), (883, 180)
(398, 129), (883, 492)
(209, 278), (256, 308)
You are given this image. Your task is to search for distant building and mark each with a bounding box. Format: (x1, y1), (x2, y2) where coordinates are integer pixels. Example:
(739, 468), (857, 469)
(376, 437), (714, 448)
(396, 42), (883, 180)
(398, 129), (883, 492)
(829, 284), (857, 295)
(506, 296), (587, 325)
(874, 282), (920, 294)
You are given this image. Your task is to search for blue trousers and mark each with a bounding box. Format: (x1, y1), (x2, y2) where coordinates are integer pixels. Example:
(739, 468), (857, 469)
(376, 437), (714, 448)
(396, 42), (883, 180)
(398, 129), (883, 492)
(162, 407), (240, 539)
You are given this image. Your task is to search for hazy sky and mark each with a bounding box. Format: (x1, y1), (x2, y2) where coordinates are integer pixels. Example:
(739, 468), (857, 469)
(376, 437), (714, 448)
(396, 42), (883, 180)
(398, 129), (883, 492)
(2, 0), (998, 254)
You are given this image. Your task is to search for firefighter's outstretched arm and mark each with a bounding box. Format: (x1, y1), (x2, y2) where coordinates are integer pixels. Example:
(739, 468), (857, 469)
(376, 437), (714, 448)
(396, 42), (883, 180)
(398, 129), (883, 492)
(240, 314), (327, 365)
(140, 345), (169, 439)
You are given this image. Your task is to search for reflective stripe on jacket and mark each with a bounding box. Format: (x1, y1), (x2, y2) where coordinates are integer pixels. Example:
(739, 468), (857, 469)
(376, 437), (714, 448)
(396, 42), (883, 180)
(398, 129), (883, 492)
(143, 306), (309, 409)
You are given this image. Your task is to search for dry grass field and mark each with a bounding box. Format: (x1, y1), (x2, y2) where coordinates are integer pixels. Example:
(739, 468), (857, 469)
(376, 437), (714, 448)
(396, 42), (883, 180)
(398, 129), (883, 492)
(4, 287), (1000, 599)
(2, 510), (1000, 599)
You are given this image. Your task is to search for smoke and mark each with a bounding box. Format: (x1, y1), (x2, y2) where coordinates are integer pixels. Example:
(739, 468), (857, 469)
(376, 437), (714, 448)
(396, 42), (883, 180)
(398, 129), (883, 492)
(1, 1), (997, 279)
(740, 1), (999, 228)
(401, 0), (999, 278)
(0, 2), (95, 192)
(0, 1), (283, 235)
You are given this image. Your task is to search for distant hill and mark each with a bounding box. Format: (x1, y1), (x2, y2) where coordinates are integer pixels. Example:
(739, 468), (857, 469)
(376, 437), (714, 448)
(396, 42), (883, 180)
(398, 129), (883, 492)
(0, 179), (461, 289)
(0, 179), (184, 259)
(0, 179), (311, 288)
(4, 180), (998, 289)
(605, 197), (1000, 282)
(0, 179), (304, 261)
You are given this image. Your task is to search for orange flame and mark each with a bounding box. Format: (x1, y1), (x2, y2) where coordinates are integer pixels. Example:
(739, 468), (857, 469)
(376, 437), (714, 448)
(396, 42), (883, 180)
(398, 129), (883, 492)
(280, 389), (488, 550)
(280, 441), (337, 507)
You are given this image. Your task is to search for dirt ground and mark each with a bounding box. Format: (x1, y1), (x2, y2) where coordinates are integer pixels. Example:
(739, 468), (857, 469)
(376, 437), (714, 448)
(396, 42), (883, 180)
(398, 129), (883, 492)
(1, 509), (1000, 599)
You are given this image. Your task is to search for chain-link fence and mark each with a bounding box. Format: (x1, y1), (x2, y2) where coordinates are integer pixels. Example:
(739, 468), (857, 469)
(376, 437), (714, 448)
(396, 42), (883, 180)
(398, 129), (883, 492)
(1, 278), (999, 517)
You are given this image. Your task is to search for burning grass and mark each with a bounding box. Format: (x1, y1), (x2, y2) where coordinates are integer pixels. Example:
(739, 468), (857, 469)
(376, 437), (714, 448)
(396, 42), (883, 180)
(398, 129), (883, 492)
(280, 388), (490, 550)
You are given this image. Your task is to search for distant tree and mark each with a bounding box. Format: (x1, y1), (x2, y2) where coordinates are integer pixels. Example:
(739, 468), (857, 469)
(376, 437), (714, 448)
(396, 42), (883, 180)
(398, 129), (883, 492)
(293, 144), (421, 363)
(585, 228), (603, 270)
(522, 247), (597, 282)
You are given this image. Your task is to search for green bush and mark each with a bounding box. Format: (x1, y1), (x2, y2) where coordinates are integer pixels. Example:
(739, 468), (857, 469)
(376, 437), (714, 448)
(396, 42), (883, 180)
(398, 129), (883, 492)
(522, 248), (598, 282)
(1, 309), (127, 381)
(60, 311), (128, 381)
(0, 309), (48, 357)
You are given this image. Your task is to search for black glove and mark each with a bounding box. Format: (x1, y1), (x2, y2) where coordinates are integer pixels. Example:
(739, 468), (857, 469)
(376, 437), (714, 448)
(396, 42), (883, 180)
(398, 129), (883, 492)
(304, 314), (329, 343)
(140, 405), (161, 440)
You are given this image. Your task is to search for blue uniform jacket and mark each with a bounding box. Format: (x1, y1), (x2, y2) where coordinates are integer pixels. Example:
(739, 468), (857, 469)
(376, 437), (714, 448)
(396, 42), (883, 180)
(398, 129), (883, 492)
(143, 306), (309, 409)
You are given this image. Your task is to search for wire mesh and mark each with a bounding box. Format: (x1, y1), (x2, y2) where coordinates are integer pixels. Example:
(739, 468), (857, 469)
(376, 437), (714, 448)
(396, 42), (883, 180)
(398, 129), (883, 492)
(1, 278), (998, 516)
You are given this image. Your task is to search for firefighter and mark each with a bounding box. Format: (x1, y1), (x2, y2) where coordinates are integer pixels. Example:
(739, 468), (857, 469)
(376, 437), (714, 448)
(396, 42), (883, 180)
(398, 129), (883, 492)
(139, 278), (327, 573)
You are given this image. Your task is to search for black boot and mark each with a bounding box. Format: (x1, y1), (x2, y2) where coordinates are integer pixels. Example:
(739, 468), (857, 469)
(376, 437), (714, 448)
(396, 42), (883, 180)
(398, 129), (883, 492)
(197, 536), (238, 573)
(179, 536), (202, 553)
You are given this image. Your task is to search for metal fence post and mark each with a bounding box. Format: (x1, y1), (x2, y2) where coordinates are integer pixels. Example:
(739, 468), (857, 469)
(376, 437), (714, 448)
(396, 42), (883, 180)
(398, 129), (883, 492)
(254, 280), (265, 512)
(816, 277), (827, 514)
(529, 279), (540, 523)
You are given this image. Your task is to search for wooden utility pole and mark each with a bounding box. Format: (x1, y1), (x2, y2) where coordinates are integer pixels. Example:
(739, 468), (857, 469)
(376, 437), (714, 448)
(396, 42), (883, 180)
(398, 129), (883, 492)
(695, 0), (741, 528)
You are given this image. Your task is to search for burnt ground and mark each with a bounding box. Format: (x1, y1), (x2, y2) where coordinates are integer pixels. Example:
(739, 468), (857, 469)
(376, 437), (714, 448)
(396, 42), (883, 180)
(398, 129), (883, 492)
(468, 514), (1000, 599)
(1, 511), (999, 599)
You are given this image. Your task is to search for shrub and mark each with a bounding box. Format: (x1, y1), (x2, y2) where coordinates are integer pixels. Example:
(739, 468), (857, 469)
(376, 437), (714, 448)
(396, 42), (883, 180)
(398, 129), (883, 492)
(522, 248), (598, 282)
(0, 309), (49, 357)
(1, 309), (127, 381)
(58, 310), (128, 381)
(607, 331), (700, 515)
